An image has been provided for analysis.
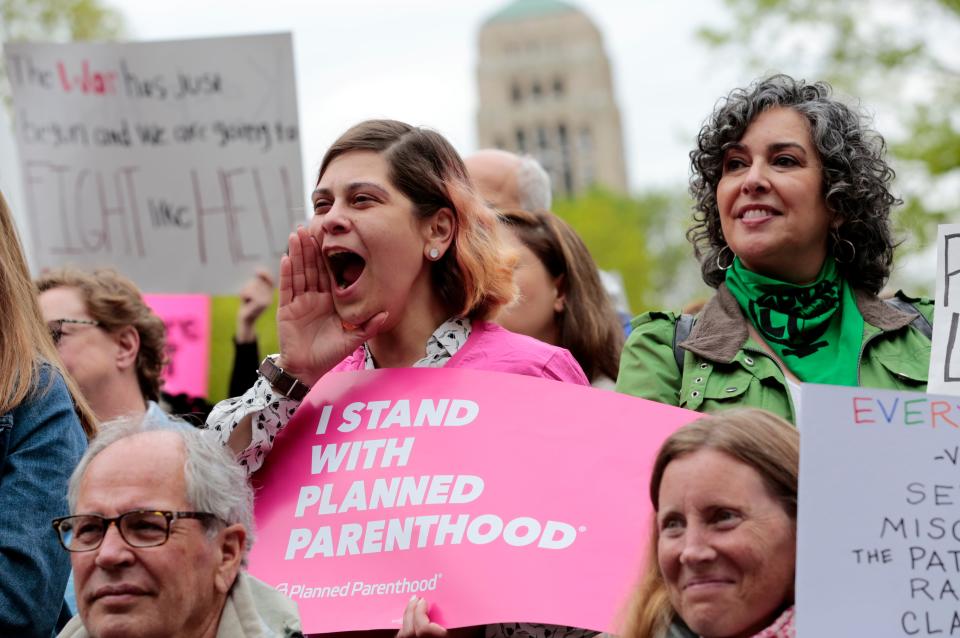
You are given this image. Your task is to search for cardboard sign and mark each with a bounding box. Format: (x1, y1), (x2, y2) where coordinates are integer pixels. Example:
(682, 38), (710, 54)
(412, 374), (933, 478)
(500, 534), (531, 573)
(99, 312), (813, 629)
(143, 294), (210, 397)
(929, 224), (960, 395)
(247, 368), (697, 633)
(797, 383), (960, 636)
(4, 34), (305, 293)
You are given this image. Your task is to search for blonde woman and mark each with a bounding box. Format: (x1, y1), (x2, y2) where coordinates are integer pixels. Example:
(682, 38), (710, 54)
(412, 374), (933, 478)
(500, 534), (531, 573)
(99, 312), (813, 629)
(623, 409), (798, 638)
(0, 191), (95, 636)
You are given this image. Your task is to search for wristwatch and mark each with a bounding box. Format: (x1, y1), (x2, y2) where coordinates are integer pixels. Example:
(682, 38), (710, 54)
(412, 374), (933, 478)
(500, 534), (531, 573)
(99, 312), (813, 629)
(257, 356), (309, 402)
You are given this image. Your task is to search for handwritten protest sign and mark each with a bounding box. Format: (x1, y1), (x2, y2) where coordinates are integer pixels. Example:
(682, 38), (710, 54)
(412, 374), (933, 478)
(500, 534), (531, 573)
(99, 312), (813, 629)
(247, 368), (696, 633)
(143, 294), (210, 397)
(797, 383), (960, 635)
(4, 34), (304, 293)
(929, 224), (960, 395)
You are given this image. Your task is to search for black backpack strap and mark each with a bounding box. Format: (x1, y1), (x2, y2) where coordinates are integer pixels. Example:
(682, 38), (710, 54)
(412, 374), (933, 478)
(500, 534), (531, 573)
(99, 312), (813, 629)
(673, 313), (696, 371)
(884, 295), (932, 340)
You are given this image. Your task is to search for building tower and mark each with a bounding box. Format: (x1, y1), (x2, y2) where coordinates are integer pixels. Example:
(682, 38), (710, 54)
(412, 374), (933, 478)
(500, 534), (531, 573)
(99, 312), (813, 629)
(476, 0), (628, 198)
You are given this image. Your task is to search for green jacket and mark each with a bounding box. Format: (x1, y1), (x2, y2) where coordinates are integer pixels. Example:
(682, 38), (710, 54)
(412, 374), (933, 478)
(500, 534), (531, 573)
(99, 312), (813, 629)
(616, 284), (933, 423)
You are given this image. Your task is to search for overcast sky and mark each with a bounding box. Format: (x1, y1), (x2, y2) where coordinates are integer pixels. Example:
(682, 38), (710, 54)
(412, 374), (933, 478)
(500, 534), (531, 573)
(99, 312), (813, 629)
(1, 0), (941, 286)
(0, 0), (752, 271)
(99, 0), (747, 194)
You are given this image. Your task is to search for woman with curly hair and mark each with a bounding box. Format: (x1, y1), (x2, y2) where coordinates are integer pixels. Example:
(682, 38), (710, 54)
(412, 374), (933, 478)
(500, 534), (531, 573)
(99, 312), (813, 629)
(616, 74), (931, 422)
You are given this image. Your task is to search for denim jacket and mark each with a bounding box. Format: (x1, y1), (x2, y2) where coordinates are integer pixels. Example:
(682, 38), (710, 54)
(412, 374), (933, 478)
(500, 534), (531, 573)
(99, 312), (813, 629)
(0, 362), (87, 637)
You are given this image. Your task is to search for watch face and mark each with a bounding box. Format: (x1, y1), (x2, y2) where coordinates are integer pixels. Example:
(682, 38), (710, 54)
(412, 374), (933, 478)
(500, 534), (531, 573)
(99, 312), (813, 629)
(260, 359), (278, 382)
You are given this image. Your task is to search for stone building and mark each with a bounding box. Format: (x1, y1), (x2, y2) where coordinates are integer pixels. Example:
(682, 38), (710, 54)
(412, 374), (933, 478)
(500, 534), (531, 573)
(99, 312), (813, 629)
(476, 0), (628, 198)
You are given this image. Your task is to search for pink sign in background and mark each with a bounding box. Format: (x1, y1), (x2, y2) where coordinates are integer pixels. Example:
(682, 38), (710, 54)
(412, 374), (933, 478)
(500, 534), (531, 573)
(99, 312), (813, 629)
(247, 368), (697, 633)
(143, 294), (210, 397)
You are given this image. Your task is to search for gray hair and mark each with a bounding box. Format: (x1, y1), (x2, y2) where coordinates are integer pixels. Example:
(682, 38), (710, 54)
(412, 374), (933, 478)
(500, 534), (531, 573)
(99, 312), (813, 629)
(67, 419), (256, 556)
(688, 74), (899, 293)
(516, 155), (552, 212)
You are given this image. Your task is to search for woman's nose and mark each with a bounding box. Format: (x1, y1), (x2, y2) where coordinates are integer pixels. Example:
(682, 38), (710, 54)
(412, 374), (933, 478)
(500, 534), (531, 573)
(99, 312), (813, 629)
(741, 160), (770, 195)
(679, 527), (717, 565)
(319, 203), (351, 235)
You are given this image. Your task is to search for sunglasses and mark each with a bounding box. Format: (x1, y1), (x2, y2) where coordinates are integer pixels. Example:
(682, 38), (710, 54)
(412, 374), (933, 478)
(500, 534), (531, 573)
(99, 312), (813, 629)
(47, 318), (100, 346)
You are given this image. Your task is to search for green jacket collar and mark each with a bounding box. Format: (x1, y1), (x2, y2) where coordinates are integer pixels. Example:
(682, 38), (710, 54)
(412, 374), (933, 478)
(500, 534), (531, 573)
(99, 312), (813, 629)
(681, 283), (919, 364)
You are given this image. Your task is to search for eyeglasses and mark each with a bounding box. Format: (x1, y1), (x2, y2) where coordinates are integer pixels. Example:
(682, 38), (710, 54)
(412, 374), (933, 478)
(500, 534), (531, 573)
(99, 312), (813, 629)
(47, 318), (100, 346)
(52, 510), (220, 552)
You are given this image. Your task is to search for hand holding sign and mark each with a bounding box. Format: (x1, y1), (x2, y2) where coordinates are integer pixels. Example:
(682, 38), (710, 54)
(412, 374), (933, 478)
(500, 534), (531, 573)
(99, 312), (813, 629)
(399, 597), (447, 638)
(247, 368), (696, 633)
(276, 227), (387, 387)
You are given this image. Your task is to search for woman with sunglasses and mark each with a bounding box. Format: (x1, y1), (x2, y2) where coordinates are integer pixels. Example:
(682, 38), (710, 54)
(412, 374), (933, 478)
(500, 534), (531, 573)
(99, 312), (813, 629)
(36, 268), (173, 424)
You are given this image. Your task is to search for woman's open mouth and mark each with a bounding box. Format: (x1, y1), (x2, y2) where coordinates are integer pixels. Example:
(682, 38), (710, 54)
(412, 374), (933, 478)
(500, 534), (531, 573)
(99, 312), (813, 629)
(327, 249), (366, 291)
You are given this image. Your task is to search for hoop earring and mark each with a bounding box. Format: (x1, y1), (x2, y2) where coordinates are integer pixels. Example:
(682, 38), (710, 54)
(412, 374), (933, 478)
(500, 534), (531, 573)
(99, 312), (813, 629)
(716, 245), (734, 271)
(831, 231), (856, 265)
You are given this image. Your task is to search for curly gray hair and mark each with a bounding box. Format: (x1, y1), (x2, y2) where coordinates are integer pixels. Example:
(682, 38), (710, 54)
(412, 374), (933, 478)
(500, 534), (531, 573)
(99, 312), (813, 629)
(67, 419), (256, 557)
(688, 74), (900, 293)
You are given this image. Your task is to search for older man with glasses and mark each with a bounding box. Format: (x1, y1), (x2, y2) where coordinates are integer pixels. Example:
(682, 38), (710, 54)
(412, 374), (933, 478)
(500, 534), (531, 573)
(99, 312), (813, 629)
(53, 420), (302, 638)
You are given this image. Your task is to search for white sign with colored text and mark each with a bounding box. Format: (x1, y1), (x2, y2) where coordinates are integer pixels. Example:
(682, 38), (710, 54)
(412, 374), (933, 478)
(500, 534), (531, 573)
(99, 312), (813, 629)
(797, 383), (960, 636)
(4, 34), (305, 293)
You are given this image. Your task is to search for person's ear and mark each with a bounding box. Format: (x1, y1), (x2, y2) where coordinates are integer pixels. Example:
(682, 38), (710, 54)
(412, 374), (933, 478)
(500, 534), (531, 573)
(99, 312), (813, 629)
(113, 325), (140, 371)
(213, 524), (246, 595)
(423, 207), (455, 261)
(553, 274), (566, 313)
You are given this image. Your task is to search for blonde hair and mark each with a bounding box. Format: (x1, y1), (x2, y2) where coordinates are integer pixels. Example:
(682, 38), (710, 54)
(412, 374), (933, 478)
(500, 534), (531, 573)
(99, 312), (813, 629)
(0, 192), (96, 436)
(35, 268), (168, 402)
(320, 119), (516, 320)
(620, 409), (799, 638)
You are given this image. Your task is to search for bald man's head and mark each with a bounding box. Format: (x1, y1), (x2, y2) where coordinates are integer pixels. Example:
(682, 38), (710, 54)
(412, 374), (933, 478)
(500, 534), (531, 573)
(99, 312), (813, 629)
(466, 150), (551, 212)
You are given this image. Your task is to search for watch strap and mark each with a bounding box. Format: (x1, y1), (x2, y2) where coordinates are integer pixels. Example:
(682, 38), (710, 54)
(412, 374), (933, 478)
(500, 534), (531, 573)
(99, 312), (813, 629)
(257, 357), (309, 402)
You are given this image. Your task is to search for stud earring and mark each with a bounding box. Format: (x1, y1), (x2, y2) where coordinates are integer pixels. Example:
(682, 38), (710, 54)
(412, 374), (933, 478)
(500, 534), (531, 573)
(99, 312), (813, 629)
(428, 248), (440, 260)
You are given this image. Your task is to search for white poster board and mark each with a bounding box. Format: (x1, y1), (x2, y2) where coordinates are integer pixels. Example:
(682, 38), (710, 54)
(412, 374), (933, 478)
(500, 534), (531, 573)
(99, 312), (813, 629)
(4, 34), (305, 293)
(929, 224), (960, 395)
(797, 383), (960, 636)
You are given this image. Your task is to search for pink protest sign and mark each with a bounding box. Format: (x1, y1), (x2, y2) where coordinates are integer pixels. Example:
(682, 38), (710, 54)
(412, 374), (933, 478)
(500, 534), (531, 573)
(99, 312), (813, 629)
(143, 294), (210, 397)
(247, 368), (698, 633)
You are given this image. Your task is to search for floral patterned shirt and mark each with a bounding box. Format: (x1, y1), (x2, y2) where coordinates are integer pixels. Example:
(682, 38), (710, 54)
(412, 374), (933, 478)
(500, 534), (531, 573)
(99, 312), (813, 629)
(207, 318), (470, 473)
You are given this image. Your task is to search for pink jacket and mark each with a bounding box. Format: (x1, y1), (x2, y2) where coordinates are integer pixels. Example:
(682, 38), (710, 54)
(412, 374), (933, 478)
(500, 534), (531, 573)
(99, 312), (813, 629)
(331, 320), (589, 385)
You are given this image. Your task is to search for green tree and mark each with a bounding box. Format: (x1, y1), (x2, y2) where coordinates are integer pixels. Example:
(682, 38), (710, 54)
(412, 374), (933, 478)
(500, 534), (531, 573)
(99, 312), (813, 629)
(699, 0), (959, 265)
(1, 0), (124, 105)
(553, 188), (706, 313)
(0, 0), (123, 42)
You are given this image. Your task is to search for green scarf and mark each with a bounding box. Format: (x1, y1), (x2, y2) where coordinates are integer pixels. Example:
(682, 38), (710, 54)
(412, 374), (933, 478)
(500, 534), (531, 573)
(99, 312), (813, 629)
(725, 257), (864, 386)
